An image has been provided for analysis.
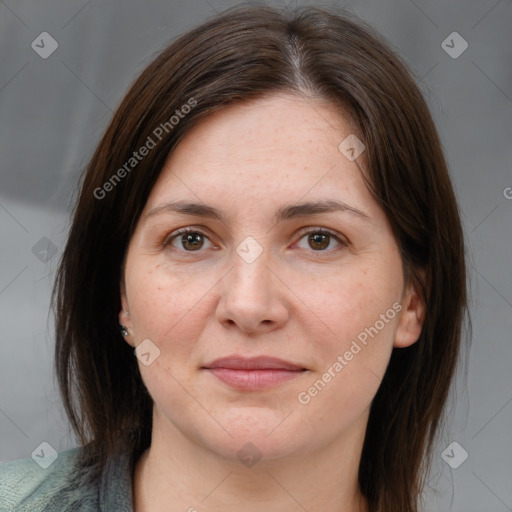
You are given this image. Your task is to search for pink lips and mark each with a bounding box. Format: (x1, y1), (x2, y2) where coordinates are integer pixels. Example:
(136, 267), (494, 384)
(202, 356), (307, 390)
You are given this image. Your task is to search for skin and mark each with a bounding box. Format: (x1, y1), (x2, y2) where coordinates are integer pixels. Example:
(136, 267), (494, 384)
(119, 92), (425, 512)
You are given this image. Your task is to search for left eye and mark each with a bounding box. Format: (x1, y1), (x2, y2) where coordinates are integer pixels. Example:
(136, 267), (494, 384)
(164, 228), (345, 253)
(295, 229), (346, 252)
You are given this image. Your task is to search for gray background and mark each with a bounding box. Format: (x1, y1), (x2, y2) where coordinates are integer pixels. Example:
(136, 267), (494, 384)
(0, 1), (511, 510)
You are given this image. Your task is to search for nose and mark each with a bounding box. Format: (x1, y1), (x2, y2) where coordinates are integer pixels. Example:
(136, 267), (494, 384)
(215, 248), (290, 334)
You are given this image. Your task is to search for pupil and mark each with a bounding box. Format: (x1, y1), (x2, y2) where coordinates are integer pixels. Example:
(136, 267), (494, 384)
(184, 233), (202, 250)
(310, 233), (329, 250)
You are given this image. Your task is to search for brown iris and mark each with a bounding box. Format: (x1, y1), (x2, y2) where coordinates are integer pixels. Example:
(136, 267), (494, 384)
(308, 232), (330, 250)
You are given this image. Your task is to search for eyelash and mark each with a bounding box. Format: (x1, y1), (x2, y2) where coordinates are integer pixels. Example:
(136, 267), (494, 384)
(162, 226), (348, 255)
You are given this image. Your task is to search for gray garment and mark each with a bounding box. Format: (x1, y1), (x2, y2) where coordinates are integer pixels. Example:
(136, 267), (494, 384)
(0, 446), (134, 511)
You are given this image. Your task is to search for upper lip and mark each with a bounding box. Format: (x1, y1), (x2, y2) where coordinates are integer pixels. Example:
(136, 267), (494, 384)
(202, 356), (306, 371)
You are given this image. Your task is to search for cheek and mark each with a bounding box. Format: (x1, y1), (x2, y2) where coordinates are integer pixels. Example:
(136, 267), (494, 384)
(127, 262), (210, 402)
(296, 273), (399, 432)
(126, 259), (215, 354)
(127, 263), (171, 334)
(309, 262), (399, 337)
(302, 261), (401, 389)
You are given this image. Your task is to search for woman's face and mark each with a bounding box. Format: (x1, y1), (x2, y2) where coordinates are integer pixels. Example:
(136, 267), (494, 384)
(119, 92), (424, 462)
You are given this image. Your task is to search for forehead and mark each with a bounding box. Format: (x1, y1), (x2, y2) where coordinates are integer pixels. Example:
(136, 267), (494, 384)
(173, 92), (362, 161)
(144, 92), (374, 218)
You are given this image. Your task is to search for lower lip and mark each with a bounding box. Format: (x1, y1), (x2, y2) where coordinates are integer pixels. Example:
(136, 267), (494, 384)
(205, 368), (305, 390)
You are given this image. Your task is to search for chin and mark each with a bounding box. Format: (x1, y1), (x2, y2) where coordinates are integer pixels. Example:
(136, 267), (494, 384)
(197, 407), (307, 463)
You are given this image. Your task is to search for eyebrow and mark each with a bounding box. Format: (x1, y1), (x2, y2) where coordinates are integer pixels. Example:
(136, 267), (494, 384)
(145, 199), (371, 223)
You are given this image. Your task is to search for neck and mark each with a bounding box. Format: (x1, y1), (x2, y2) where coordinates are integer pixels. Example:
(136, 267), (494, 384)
(133, 409), (370, 512)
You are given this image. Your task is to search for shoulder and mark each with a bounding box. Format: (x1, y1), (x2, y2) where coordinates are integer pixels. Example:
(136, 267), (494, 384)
(0, 446), (100, 512)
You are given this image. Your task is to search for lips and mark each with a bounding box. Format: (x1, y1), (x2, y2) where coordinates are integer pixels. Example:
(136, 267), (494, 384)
(202, 356), (307, 390)
(203, 356), (306, 371)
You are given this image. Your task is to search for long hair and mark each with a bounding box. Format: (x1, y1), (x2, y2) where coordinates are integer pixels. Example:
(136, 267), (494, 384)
(52, 5), (470, 511)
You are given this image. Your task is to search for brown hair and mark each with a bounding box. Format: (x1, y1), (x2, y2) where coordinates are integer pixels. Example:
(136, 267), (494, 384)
(53, 4), (470, 511)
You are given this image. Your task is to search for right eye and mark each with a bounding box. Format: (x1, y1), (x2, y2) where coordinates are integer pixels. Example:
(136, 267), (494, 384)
(163, 227), (215, 252)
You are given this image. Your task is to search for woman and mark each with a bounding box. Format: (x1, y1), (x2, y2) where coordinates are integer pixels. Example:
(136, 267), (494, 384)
(0, 4), (469, 511)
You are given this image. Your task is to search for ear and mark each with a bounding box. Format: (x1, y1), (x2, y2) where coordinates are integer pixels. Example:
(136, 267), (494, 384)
(119, 281), (135, 347)
(394, 270), (426, 348)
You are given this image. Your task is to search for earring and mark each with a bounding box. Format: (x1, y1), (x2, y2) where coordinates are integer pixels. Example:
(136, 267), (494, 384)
(119, 324), (129, 337)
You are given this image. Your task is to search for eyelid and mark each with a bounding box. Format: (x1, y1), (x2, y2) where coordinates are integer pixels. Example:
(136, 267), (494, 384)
(296, 226), (347, 242)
